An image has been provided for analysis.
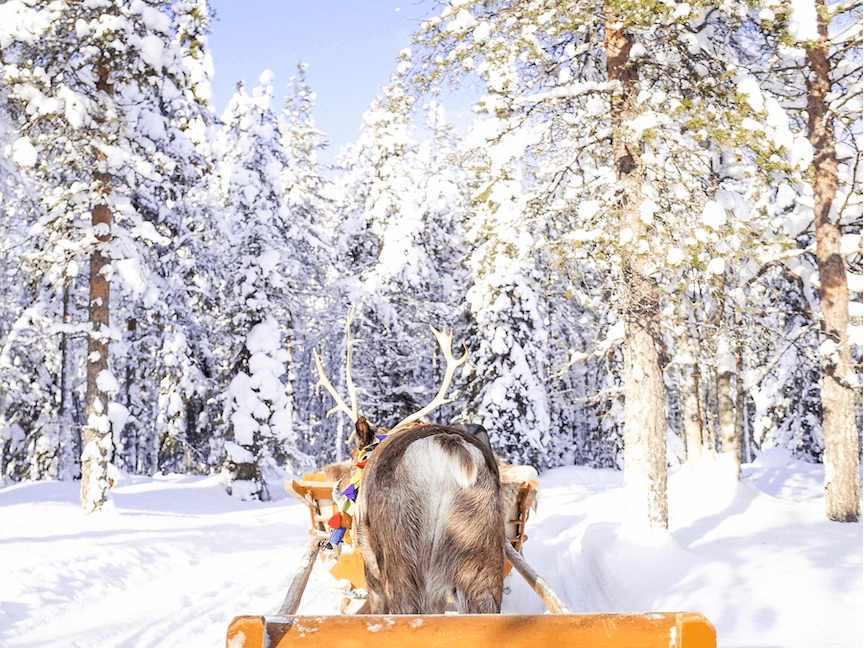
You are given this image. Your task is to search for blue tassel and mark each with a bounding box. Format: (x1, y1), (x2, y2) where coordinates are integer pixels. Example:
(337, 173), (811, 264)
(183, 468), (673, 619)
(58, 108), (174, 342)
(328, 526), (346, 547)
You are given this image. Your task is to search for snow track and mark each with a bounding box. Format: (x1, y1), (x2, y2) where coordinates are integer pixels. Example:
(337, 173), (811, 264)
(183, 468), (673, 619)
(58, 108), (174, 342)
(1, 452), (861, 648)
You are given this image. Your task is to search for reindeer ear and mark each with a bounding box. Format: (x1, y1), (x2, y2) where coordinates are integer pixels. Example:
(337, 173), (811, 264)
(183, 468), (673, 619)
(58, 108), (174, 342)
(355, 416), (377, 448)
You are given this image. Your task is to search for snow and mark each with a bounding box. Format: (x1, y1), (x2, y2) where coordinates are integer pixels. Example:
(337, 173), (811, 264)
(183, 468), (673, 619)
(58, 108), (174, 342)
(639, 199), (659, 225)
(2, 449), (856, 648)
(137, 34), (166, 72)
(224, 440), (255, 464)
(702, 201), (727, 230)
(841, 235), (861, 256)
(227, 405), (256, 446)
(736, 76), (764, 114)
(446, 9), (478, 33)
(706, 257), (726, 275)
(473, 21), (492, 43)
(788, 0), (819, 43)
(95, 369), (120, 394)
(108, 402), (130, 438)
(790, 136), (814, 170)
(620, 226), (633, 245)
(0, 1), (56, 46)
(627, 112), (658, 139)
(667, 247), (685, 266)
(258, 69), (274, 86)
(11, 136), (37, 167)
(672, 4), (692, 20)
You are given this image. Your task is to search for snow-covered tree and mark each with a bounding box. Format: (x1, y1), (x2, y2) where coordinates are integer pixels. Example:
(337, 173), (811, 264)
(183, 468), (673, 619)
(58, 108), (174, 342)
(400, 0), (801, 526)
(329, 82), (471, 431)
(276, 62), (335, 459)
(799, 0), (860, 523)
(747, 0), (862, 521)
(215, 69), (326, 496)
(222, 316), (297, 500)
(109, 0), (220, 478)
(457, 149), (555, 466)
(0, 0), (220, 509)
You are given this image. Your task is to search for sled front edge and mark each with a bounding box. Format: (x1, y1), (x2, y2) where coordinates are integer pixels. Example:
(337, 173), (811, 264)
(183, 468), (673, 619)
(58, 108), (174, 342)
(226, 611), (716, 648)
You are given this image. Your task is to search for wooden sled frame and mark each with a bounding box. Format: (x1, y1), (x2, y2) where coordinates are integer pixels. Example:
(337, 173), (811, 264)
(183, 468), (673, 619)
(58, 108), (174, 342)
(226, 468), (716, 648)
(227, 610), (716, 648)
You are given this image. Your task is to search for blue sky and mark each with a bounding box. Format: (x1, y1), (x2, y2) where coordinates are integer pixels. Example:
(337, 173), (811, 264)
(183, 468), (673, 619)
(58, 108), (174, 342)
(206, 0), (447, 167)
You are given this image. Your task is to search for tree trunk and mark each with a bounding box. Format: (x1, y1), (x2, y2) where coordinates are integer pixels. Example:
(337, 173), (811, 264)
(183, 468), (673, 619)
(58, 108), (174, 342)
(678, 329), (703, 470)
(734, 319), (751, 465)
(80, 68), (114, 514)
(717, 367), (740, 479)
(806, 0), (860, 522)
(605, 9), (668, 531)
(717, 335), (741, 480)
(58, 278), (77, 480)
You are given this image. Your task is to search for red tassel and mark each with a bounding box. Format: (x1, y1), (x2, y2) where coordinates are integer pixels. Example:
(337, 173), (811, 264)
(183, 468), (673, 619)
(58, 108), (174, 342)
(328, 513), (342, 529)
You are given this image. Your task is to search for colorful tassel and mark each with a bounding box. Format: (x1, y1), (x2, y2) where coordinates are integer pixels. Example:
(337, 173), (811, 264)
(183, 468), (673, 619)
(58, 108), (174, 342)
(328, 526), (346, 547)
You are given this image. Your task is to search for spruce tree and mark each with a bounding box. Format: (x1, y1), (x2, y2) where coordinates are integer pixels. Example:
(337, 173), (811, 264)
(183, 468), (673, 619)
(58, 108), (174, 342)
(215, 71), (313, 497)
(0, 0), (219, 507)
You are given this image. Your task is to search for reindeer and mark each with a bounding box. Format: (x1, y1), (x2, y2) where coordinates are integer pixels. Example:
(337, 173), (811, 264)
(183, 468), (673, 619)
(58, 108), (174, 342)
(313, 314), (505, 614)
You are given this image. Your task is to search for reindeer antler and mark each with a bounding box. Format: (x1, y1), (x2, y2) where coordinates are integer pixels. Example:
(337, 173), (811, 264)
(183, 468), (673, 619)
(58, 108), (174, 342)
(313, 308), (361, 425)
(389, 325), (469, 433)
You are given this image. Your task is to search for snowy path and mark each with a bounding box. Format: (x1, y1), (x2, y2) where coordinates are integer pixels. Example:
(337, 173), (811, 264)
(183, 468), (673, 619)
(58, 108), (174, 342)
(1, 450), (861, 648)
(1, 476), (319, 647)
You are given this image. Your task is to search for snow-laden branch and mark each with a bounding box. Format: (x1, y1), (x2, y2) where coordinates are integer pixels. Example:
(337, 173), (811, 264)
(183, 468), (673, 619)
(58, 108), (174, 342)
(826, 0), (863, 19)
(827, 18), (862, 48)
(513, 81), (618, 108)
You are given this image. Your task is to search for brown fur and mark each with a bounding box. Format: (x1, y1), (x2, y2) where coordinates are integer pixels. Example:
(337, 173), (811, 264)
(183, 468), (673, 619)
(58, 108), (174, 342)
(321, 460), (353, 481)
(354, 424), (505, 614)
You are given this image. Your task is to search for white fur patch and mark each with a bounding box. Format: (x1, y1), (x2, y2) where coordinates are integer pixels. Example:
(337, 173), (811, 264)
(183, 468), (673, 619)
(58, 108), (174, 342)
(402, 436), (482, 490)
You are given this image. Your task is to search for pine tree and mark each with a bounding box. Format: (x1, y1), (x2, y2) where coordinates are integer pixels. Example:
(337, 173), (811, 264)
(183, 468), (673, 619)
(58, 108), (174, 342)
(744, 0), (862, 520)
(1, 1), (125, 510)
(0, 104), (69, 482)
(0, 0), (220, 507)
(222, 316), (296, 500)
(805, 0), (860, 523)
(111, 0), (220, 477)
(602, 5), (667, 530)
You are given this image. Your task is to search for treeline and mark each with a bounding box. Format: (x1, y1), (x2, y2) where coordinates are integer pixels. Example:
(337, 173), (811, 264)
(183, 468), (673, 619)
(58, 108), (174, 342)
(0, 0), (860, 521)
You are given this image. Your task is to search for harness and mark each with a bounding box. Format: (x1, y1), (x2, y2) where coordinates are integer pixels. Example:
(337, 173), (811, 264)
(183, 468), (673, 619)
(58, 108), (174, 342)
(325, 434), (388, 554)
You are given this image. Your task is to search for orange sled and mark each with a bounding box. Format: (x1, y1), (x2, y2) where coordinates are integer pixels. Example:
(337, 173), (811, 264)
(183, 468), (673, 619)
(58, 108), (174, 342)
(226, 466), (716, 648)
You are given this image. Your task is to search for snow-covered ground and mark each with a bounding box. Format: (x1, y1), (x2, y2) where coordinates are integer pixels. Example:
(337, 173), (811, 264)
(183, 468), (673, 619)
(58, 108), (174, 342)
(1, 448), (860, 648)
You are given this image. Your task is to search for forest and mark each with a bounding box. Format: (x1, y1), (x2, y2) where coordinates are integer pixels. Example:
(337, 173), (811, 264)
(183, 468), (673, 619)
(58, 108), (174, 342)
(0, 0), (860, 522)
